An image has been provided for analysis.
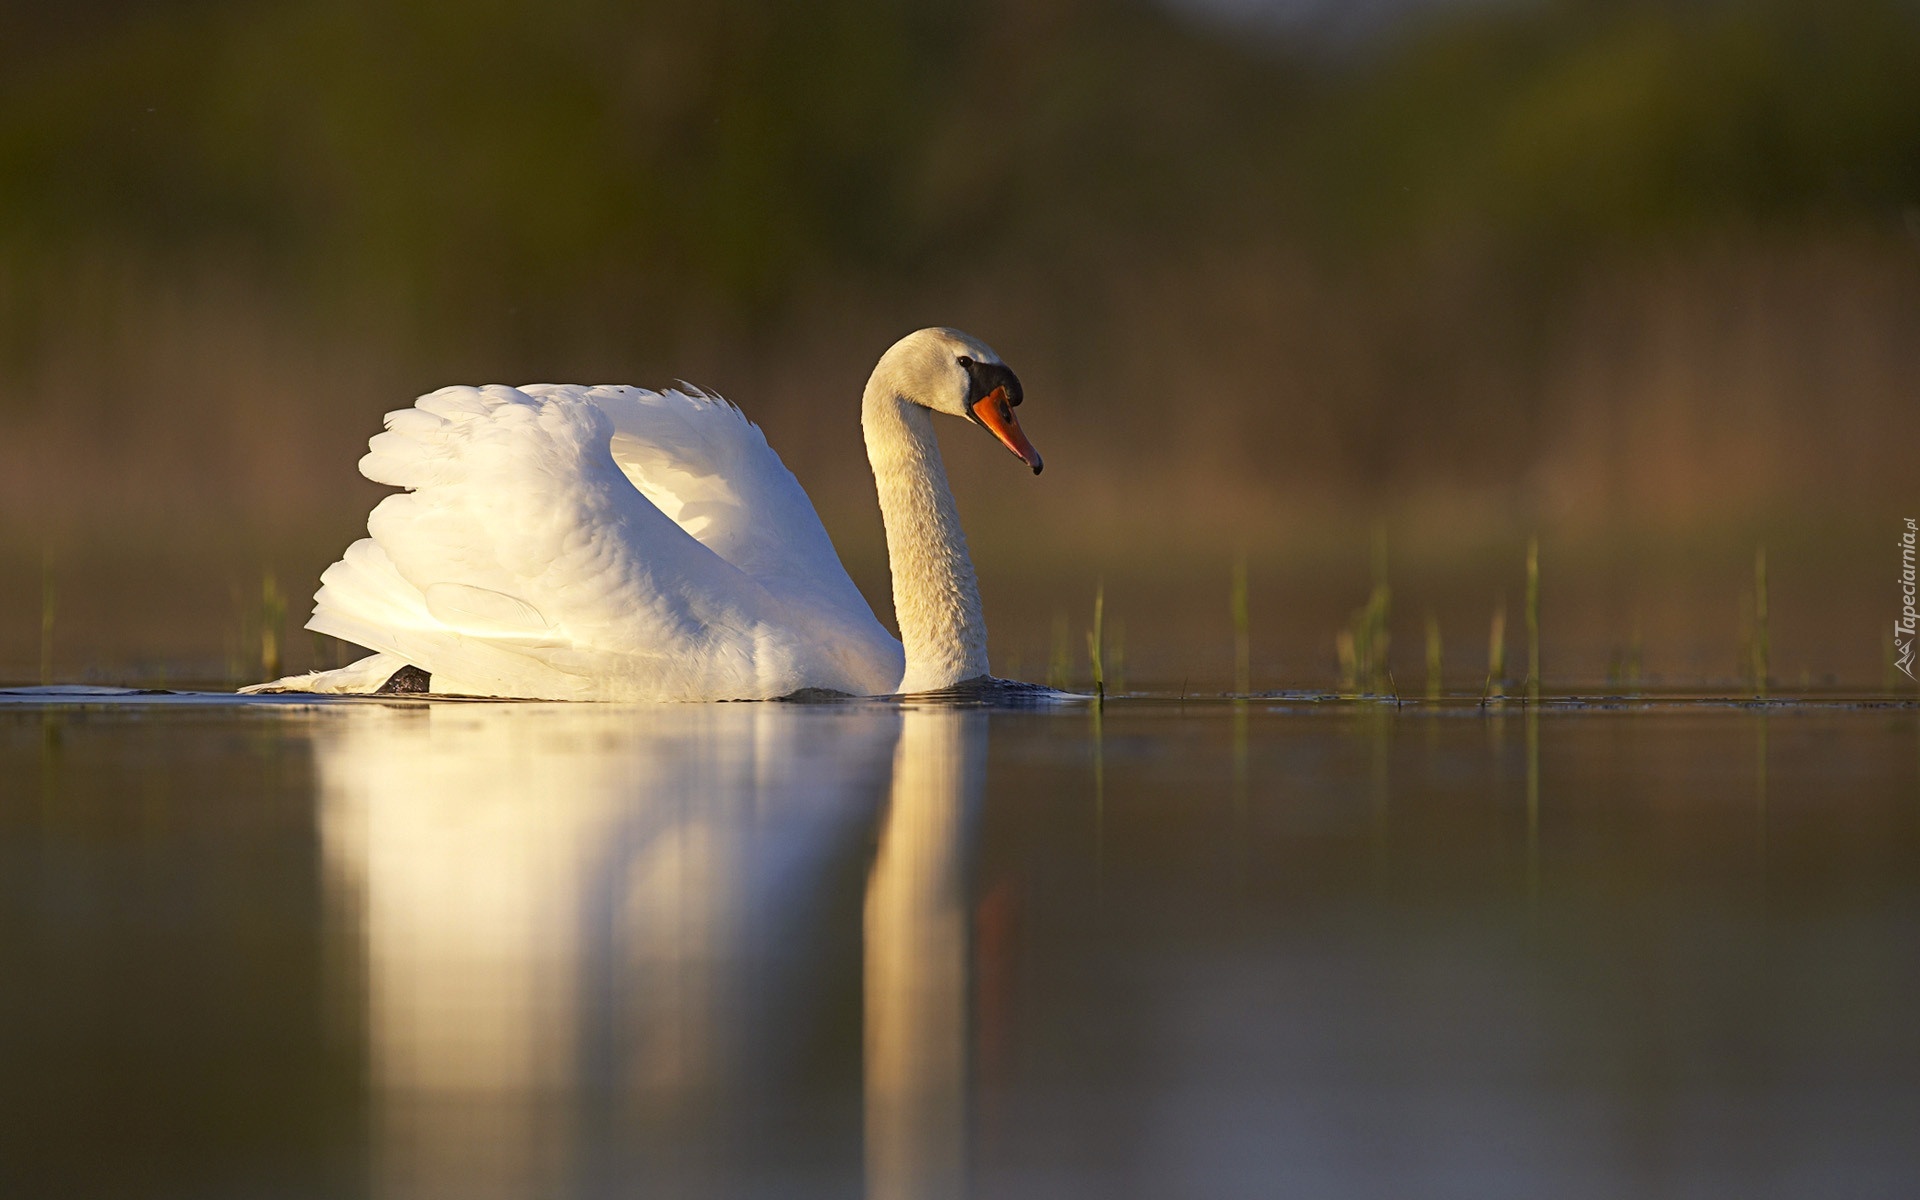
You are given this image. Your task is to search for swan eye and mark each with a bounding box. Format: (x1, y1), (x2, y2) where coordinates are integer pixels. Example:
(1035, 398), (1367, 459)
(956, 355), (973, 367)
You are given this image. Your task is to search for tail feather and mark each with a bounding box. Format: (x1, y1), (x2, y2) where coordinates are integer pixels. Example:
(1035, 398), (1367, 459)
(307, 538), (435, 654)
(240, 652), (409, 695)
(305, 532), (590, 698)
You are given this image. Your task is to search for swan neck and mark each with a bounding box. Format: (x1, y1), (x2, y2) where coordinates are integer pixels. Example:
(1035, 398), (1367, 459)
(863, 382), (989, 692)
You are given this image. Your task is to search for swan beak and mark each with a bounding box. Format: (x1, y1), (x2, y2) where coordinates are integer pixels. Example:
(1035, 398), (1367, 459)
(971, 387), (1043, 475)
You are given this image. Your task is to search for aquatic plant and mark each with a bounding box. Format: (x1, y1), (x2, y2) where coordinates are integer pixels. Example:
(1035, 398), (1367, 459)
(1525, 536), (1540, 704)
(1608, 613), (1645, 693)
(260, 569), (286, 681)
(1231, 554), (1251, 695)
(1425, 613), (1442, 700)
(39, 551), (54, 686)
(1486, 602), (1508, 701)
(1339, 534), (1392, 697)
(1086, 582), (1106, 703)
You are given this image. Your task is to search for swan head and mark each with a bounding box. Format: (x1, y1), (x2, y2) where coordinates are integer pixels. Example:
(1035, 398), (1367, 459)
(878, 327), (1043, 475)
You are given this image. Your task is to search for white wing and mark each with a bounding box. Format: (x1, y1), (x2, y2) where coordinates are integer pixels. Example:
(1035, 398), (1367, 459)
(296, 384), (902, 700)
(527, 383), (876, 622)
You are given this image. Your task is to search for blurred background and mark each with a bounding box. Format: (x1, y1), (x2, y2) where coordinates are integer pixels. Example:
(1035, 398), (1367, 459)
(2, 0), (1917, 689)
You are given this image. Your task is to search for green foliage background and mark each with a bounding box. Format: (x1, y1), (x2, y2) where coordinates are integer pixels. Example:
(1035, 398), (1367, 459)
(2, 0), (1917, 682)
(7, 0), (1914, 342)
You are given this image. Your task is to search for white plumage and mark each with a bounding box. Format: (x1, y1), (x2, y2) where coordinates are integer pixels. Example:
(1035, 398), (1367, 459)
(247, 328), (1042, 701)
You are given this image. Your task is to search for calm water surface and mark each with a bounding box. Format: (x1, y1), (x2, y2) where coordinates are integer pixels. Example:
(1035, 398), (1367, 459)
(3, 692), (1918, 1198)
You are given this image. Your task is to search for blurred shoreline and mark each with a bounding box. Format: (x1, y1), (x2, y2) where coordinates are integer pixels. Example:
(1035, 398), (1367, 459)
(3, 0), (1916, 688)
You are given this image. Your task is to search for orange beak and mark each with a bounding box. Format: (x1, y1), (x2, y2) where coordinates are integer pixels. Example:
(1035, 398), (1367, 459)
(970, 387), (1043, 475)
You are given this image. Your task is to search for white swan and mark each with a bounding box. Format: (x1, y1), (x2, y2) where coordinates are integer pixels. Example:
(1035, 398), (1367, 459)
(245, 327), (1043, 701)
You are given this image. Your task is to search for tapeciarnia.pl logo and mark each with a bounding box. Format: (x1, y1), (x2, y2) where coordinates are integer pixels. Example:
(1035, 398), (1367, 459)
(1899, 517), (1917, 680)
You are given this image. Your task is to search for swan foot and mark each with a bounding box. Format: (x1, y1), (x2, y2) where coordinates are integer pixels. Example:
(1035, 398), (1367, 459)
(774, 678), (1078, 706)
(375, 665), (433, 695)
(899, 676), (1082, 707)
(773, 687), (858, 703)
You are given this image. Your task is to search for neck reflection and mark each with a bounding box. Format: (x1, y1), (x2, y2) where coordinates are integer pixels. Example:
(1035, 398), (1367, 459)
(865, 706), (988, 1200)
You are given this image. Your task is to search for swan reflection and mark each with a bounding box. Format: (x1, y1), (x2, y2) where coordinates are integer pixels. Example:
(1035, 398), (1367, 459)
(865, 708), (986, 1200)
(315, 700), (984, 1198)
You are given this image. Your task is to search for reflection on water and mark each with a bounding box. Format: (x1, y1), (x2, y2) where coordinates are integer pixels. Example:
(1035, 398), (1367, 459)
(5, 695), (1920, 1199)
(865, 710), (984, 1200)
(315, 700), (981, 1198)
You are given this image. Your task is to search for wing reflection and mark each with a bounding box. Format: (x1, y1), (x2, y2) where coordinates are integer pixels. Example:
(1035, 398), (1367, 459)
(318, 702), (899, 1196)
(316, 700), (988, 1199)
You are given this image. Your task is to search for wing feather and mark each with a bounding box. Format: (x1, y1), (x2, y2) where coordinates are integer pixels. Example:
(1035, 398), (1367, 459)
(546, 384), (882, 624)
(299, 384), (901, 700)
(301, 383), (903, 699)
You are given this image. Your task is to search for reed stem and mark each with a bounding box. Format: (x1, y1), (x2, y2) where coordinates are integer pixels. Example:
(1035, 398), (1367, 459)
(1486, 602), (1507, 701)
(1525, 535), (1540, 704)
(1231, 554), (1250, 695)
(1338, 533), (1394, 697)
(1086, 581), (1106, 703)
(1371, 531), (1391, 693)
(1751, 544), (1768, 698)
(260, 569), (286, 681)
(39, 551), (55, 686)
(1425, 613), (1442, 700)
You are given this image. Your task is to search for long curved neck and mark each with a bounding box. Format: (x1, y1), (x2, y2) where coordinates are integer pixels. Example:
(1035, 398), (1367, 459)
(863, 378), (989, 693)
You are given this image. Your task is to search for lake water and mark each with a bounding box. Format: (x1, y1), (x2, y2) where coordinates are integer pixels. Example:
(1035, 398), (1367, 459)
(3, 690), (1917, 1198)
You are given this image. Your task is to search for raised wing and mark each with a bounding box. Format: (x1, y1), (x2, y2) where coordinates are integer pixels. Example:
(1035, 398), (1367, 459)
(307, 384), (899, 700)
(541, 384), (880, 625)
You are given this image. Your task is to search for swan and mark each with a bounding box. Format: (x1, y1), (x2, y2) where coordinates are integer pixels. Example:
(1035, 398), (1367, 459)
(245, 327), (1043, 701)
